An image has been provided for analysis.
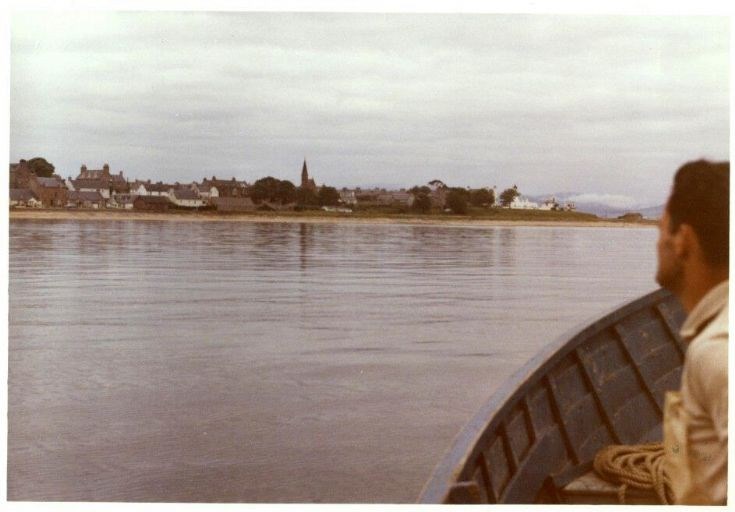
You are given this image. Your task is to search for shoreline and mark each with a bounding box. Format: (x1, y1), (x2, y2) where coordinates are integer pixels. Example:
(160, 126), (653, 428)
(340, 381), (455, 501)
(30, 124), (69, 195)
(8, 209), (656, 228)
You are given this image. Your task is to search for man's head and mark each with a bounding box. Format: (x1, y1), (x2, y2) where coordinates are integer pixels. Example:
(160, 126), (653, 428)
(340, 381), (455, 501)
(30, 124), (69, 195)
(656, 159), (729, 300)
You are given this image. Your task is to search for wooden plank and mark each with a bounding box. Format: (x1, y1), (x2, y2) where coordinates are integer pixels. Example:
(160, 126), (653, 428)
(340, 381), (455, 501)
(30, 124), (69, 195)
(521, 395), (537, 445)
(613, 324), (663, 416)
(502, 427), (570, 503)
(447, 481), (481, 504)
(573, 348), (621, 444)
(473, 452), (497, 503)
(543, 375), (580, 465)
(498, 422), (518, 475)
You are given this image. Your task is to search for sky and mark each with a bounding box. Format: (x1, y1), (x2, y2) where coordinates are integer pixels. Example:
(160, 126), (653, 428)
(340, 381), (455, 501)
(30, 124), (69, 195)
(8, 9), (730, 208)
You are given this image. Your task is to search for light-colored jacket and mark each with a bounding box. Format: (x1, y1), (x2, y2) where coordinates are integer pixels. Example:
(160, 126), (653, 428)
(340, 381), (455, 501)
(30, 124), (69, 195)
(664, 280), (728, 505)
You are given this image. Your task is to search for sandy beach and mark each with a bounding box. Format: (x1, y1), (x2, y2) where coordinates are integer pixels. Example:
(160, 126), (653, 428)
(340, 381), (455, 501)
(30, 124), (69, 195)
(8, 208), (655, 228)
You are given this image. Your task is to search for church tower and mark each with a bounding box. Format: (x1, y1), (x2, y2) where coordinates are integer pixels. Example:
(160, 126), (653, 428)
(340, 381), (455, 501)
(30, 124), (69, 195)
(301, 159), (309, 188)
(300, 159), (316, 190)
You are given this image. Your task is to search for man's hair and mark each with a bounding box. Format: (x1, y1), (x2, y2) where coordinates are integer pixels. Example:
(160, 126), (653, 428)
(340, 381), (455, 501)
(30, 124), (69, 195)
(667, 159), (729, 266)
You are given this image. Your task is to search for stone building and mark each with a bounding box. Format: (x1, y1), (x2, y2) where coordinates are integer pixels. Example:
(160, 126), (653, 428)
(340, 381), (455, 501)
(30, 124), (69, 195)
(10, 160), (68, 207)
(197, 176), (247, 198)
(30, 177), (68, 207)
(76, 163), (128, 194)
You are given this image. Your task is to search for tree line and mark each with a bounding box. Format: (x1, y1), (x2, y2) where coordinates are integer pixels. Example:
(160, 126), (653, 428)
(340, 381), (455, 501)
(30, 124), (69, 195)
(409, 181), (521, 214)
(248, 177), (340, 208)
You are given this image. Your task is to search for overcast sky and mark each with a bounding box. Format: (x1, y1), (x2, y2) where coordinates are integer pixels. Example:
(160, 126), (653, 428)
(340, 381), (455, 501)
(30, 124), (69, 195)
(9, 11), (729, 207)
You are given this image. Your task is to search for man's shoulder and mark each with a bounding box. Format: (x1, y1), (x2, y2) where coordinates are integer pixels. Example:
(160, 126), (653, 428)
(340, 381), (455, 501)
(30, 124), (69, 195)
(685, 305), (727, 390)
(704, 301), (728, 340)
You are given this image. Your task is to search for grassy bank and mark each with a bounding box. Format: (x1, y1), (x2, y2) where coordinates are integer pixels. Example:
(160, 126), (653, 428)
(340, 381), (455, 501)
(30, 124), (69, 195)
(9, 207), (658, 228)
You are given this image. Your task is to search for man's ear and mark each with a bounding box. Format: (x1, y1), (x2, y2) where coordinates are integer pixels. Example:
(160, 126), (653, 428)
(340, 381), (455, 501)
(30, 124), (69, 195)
(674, 223), (700, 261)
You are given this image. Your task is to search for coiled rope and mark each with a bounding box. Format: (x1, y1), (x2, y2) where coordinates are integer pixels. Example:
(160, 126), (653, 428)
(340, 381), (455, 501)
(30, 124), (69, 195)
(593, 443), (673, 504)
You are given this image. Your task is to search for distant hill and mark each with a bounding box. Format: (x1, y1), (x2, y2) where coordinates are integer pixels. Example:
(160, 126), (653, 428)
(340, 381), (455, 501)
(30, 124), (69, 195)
(570, 203), (664, 220)
(636, 204), (664, 220)
(527, 192), (664, 219)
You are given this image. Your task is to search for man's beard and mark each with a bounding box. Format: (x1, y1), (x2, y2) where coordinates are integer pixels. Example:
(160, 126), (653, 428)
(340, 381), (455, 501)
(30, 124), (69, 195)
(655, 260), (684, 294)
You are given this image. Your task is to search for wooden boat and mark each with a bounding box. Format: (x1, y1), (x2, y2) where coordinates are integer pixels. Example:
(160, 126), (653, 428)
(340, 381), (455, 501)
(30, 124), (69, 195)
(419, 288), (686, 504)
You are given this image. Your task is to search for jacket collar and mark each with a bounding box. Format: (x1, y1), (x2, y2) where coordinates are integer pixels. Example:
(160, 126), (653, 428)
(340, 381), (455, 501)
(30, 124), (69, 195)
(680, 280), (729, 341)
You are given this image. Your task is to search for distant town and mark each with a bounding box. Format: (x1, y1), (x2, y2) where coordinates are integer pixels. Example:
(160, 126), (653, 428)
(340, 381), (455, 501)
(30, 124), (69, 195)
(10, 156), (627, 220)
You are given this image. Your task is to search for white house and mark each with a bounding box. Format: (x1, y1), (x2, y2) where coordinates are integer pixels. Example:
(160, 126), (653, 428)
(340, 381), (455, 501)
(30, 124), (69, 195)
(169, 188), (207, 208)
(192, 183), (219, 200)
(130, 183), (148, 196)
(539, 198), (559, 211)
(109, 193), (135, 209)
(509, 196), (539, 209)
(131, 181), (171, 197)
(339, 189), (357, 205)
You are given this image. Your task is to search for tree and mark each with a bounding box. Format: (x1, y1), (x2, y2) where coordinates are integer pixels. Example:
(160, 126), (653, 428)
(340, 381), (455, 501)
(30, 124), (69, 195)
(276, 180), (296, 204)
(318, 186), (341, 206)
(428, 179), (446, 190)
(27, 157), (55, 178)
(499, 186), (520, 207)
(446, 188), (469, 214)
(250, 177), (297, 204)
(249, 177), (280, 204)
(296, 187), (319, 207)
(470, 188), (495, 207)
(412, 192), (432, 213)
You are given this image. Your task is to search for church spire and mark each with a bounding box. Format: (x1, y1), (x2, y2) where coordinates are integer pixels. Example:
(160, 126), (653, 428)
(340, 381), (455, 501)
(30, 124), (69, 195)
(301, 159), (309, 187)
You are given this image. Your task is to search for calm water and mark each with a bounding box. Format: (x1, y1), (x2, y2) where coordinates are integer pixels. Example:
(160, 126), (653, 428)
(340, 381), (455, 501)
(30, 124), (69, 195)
(8, 219), (659, 502)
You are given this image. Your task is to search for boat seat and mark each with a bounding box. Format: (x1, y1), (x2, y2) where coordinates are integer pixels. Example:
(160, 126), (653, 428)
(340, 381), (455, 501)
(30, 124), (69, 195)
(560, 470), (660, 505)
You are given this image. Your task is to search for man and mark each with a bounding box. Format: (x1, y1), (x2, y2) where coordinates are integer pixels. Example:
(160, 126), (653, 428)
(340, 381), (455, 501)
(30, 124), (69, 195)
(656, 159), (729, 504)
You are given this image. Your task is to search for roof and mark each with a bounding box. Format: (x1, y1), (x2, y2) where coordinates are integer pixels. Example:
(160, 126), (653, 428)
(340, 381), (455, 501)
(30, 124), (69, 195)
(146, 183), (172, 192)
(36, 177), (66, 188)
(130, 181), (171, 192)
(110, 180), (129, 192)
(71, 179), (108, 190)
(10, 188), (37, 201)
(173, 189), (200, 200)
(69, 191), (104, 202)
(200, 179), (247, 190)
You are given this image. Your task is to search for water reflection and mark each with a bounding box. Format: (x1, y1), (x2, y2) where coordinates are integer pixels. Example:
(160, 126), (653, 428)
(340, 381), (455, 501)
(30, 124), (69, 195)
(8, 220), (658, 503)
(299, 222), (312, 271)
(497, 228), (517, 267)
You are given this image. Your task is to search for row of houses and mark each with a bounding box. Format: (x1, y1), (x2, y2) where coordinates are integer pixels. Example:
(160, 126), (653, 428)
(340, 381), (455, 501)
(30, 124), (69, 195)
(509, 196), (576, 211)
(8, 159), (421, 211)
(9, 159), (574, 212)
(9, 160), (263, 211)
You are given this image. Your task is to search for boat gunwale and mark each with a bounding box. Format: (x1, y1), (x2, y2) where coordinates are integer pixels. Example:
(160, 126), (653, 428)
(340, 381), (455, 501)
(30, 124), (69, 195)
(418, 287), (675, 504)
